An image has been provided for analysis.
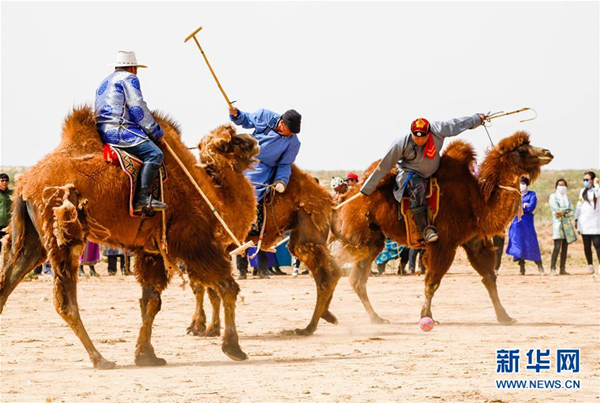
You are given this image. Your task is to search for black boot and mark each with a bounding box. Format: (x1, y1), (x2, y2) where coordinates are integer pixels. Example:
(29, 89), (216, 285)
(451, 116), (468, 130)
(133, 163), (168, 213)
(536, 261), (545, 276)
(518, 259), (525, 275)
(411, 206), (438, 243)
(257, 251), (270, 279)
(236, 254), (248, 279)
(273, 267), (287, 275)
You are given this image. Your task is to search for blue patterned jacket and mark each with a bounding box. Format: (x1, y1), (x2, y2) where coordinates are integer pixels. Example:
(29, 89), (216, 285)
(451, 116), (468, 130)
(94, 69), (164, 147)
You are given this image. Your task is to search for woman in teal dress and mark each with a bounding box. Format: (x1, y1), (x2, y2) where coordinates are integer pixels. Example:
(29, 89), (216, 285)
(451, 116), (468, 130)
(549, 178), (577, 275)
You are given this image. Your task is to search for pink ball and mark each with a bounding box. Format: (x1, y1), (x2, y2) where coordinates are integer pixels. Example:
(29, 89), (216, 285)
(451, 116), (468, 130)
(419, 317), (434, 332)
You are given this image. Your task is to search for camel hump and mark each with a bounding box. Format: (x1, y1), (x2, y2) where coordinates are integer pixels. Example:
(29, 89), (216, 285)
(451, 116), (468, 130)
(440, 139), (476, 167)
(58, 106), (103, 154)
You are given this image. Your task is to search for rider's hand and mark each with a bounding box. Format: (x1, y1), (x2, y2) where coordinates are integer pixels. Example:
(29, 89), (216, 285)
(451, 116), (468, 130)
(478, 113), (487, 123)
(274, 181), (286, 193)
(229, 107), (239, 117)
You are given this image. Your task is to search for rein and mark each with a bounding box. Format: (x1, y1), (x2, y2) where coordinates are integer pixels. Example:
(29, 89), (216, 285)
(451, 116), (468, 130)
(498, 184), (524, 221)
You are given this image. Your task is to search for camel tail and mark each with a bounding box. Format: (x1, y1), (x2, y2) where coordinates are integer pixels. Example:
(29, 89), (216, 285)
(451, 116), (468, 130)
(0, 195), (46, 313)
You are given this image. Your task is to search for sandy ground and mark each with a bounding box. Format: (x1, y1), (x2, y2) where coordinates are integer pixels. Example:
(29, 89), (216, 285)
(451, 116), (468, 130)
(1, 261), (599, 403)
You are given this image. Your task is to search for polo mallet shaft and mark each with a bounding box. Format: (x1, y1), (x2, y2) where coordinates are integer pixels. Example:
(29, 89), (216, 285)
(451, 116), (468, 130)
(163, 140), (253, 255)
(486, 108), (537, 123)
(334, 192), (362, 210)
(185, 26), (234, 109)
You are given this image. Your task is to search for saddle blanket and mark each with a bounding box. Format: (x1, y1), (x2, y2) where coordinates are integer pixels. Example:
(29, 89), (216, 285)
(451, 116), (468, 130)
(103, 144), (167, 218)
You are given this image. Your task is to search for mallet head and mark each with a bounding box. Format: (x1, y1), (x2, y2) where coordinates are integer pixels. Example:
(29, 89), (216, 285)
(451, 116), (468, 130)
(184, 26), (203, 43)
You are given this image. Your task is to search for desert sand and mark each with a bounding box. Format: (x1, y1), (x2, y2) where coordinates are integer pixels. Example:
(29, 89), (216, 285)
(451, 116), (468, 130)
(1, 260), (599, 403)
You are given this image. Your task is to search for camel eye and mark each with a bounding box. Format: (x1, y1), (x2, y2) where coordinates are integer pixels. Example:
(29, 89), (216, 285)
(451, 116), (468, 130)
(518, 148), (528, 156)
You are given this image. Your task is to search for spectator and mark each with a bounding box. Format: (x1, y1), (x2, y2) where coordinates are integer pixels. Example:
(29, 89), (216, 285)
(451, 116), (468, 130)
(407, 247), (425, 275)
(103, 246), (132, 276)
(375, 239), (408, 275)
(575, 171), (600, 274)
(331, 177), (348, 203)
(549, 178), (577, 275)
(345, 172), (359, 187)
(506, 177), (545, 275)
(0, 173), (13, 253)
(79, 241), (100, 277)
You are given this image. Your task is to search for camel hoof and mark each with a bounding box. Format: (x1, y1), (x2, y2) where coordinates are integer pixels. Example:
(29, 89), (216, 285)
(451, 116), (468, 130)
(321, 311), (338, 325)
(370, 316), (390, 325)
(499, 317), (517, 325)
(222, 343), (248, 361)
(95, 358), (116, 370)
(186, 324), (207, 336)
(203, 326), (221, 337)
(295, 327), (316, 336)
(135, 353), (167, 367)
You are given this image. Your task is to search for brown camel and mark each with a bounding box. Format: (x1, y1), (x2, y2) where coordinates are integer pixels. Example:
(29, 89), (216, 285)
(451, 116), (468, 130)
(187, 165), (343, 337)
(0, 107), (259, 369)
(333, 132), (553, 324)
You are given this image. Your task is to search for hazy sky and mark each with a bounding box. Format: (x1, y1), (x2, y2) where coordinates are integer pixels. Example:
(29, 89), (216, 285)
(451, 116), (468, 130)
(1, 1), (599, 170)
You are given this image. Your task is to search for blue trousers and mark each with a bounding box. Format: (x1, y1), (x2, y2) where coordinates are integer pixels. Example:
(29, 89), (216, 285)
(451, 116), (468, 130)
(118, 140), (163, 165)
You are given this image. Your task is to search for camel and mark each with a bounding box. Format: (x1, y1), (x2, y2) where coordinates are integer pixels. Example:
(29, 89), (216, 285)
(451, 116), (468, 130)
(333, 132), (553, 324)
(0, 107), (259, 369)
(187, 165), (343, 337)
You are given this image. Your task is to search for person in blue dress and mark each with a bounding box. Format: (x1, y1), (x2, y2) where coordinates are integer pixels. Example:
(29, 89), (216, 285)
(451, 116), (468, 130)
(506, 177), (545, 275)
(229, 105), (302, 278)
(95, 51), (167, 213)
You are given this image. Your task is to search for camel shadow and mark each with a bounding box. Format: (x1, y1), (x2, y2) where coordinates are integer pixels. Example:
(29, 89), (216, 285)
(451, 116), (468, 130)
(109, 353), (388, 371)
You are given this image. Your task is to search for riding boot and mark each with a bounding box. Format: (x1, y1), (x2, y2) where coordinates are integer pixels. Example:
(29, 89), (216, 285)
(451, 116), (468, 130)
(518, 259), (526, 275)
(411, 206), (438, 243)
(133, 163), (168, 213)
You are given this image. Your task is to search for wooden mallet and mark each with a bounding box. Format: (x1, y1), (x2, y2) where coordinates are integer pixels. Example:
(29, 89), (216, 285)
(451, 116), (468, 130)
(185, 26), (234, 109)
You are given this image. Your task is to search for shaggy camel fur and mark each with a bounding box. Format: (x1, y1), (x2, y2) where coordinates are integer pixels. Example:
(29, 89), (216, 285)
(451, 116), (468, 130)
(187, 164), (343, 337)
(334, 132), (553, 324)
(0, 107), (259, 369)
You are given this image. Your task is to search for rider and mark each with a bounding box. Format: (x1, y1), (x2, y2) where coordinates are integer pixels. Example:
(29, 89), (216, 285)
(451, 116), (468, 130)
(361, 114), (485, 243)
(229, 106), (302, 278)
(95, 51), (167, 213)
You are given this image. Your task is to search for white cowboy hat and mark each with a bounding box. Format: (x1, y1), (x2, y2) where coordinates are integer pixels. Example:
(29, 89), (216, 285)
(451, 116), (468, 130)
(108, 51), (148, 68)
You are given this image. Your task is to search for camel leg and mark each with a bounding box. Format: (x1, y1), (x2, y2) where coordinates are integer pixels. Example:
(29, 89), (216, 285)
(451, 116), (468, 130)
(0, 200), (47, 313)
(289, 209), (343, 336)
(204, 287), (222, 336)
(215, 276), (247, 361)
(420, 244), (456, 322)
(320, 294), (338, 325)
(186, 277), (207, 336)
(462, 236), (516, 325)
(52, 243), (116, 369)
(134, 253), (168, 367)
(349, 243), (388, 324)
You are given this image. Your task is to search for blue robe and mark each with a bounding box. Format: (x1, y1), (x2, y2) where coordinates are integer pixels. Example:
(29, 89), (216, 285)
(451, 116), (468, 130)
(230, 109), (301, 201)
(506, 191), (542, 262)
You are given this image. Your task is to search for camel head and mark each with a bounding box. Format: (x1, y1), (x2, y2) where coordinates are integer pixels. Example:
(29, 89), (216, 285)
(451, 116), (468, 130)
(479, 131), (553, 188)
(198, 125), (259, 172)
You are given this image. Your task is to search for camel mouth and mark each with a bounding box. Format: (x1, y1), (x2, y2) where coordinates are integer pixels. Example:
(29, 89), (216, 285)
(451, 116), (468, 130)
(538, 155), (554, 165)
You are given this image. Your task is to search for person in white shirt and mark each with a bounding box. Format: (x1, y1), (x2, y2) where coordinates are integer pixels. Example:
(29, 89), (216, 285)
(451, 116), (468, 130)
(574, 171), (600, 274)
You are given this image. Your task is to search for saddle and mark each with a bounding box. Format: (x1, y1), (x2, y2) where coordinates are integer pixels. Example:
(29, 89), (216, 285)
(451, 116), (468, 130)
(399, 177), (440, 248)
(103, 144), (167, 218)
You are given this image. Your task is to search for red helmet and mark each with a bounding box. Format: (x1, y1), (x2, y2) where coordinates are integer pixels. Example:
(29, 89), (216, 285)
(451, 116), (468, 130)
(346, 172), (359, 181)
(411, 118), (431, 137)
